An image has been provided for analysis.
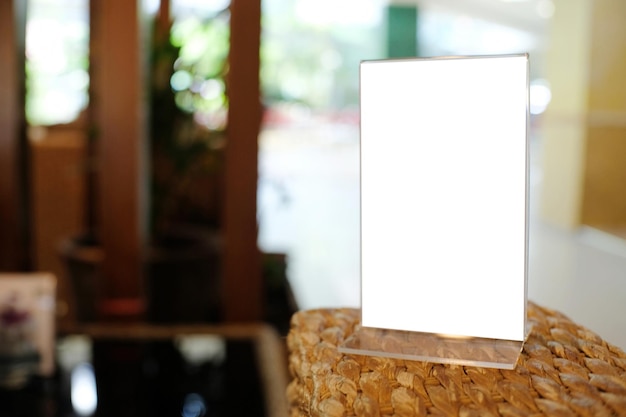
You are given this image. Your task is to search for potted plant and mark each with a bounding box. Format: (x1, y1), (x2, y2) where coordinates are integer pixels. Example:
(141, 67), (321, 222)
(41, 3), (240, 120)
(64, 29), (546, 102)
(145, 8), (229, 323)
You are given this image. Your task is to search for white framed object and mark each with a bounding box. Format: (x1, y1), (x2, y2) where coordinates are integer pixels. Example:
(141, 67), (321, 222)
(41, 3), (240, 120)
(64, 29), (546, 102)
(359, 54), (529, 342)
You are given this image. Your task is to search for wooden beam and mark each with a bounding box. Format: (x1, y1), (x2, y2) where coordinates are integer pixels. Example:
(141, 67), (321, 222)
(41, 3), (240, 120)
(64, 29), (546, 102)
(0, 0), (29, 271)
(91, 0), (147, 315)
(223, 0), (263, 321)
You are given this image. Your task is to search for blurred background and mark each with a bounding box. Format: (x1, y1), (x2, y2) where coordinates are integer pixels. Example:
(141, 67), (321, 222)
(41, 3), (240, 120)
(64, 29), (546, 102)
(1, 0), (625, 349)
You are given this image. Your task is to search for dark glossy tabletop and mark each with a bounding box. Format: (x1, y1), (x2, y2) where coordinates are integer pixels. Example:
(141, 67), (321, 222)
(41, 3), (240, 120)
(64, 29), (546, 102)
(0, 323), (288, 417)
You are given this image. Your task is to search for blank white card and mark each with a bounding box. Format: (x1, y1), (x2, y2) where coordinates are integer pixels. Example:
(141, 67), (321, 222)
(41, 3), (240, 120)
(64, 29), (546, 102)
(360, 54), (528, 341)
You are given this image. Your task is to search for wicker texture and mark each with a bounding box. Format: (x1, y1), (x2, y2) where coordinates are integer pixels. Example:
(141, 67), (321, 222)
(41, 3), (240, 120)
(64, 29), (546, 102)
(287, 303), (626, 417)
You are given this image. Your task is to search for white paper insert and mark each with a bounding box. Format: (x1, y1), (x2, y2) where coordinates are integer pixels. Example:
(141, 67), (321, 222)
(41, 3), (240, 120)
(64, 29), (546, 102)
(360, 55), (528, 341)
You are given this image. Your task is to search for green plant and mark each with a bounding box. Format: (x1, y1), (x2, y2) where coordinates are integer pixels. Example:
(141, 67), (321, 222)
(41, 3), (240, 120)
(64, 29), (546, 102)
(149, 11), (229, 238)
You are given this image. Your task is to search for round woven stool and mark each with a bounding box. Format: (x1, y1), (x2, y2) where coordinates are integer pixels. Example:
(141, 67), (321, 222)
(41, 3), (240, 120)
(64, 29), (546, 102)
(286, 302), (626, 417)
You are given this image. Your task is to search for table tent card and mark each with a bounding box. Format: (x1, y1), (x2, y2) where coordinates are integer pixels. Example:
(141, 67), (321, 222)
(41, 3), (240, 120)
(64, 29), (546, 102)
(340, 54), (529, 369)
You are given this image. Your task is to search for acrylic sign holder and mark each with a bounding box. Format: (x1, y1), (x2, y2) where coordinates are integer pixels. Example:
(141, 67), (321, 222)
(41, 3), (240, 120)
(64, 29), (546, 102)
(339, 54), (530, 369)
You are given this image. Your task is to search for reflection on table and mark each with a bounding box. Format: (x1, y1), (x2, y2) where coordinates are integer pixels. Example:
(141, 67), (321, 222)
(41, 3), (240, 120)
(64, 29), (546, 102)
(0, 323), (288, 417)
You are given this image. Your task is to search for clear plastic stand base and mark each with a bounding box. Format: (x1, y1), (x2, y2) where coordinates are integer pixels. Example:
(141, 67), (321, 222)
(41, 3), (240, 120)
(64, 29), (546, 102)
(339, 322), (530, 370)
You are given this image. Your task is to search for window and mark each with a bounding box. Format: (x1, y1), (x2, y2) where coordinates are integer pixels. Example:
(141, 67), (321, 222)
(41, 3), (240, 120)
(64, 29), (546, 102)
(26, 0), (89, 126)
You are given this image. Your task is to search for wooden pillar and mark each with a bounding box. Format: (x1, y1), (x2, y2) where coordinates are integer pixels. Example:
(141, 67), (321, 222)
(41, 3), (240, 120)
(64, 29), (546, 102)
(223, 0), (263, 321)
(580, 0), (626, 231)
(539, 0), (592, 229)
(540, 0), (626, 233)
(91, 0), (147, 315)
(0, 0), (29, 271)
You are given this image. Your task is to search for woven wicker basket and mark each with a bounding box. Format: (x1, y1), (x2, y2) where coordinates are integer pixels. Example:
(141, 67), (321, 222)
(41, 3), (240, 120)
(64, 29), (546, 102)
(287, 302), (626, 417)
